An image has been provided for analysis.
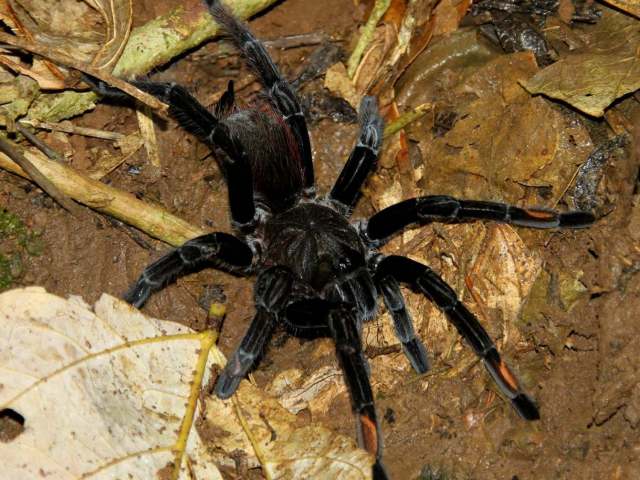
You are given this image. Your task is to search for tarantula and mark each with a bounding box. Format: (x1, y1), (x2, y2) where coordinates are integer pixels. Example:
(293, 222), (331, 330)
(94, 1), (595, 478)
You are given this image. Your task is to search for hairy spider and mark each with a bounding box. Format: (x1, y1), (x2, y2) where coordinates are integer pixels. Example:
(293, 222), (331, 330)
(94, 1), (595, 478)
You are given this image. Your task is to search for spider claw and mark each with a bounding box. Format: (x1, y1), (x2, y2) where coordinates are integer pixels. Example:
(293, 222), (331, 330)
(372, 460), (390, 480)
(214, 371), (242, 399)
(122, 284), (150, 309)
(559, 210), (596, 228)
(512, 393), (540, 421)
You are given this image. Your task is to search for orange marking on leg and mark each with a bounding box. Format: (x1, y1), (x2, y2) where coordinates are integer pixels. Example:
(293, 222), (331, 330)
(498, 360), (520, 391)
(524, 209), (556, 220)
(359, 414), (378, 455)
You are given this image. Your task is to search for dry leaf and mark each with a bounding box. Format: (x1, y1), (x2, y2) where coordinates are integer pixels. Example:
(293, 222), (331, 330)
(522, 9), (640, 117)
(598, 0), (640, 20)
(0, 287), (373, 480)
(398, 46), (593, 202)
(0, 287), (222, 480)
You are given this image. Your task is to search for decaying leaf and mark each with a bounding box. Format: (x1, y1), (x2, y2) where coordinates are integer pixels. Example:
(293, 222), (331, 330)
(599, 0), (640, 17)
(0, 287), (373, 480)
(397, 44), (593, 203)
(0, 287), (222, 480)
(0, 75), (39, 126)
(522, 9), (640, 117)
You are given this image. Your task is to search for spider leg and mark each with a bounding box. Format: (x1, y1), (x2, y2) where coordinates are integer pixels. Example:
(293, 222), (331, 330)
(364, 195), (595, 245)
(329, 96), (384, 210)
(377, 275), (430, 373)
(86, 75), (257, 229)
(133, 80), (258, 229)
(328, 304), (389, 480)
(215, 266), (294, 398)
(124, 232), (253, 308)
(205, 0), (315, 194)
(375, 255), (540, 421)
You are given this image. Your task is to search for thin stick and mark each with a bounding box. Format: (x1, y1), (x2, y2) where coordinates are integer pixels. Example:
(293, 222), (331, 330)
(0, 146), (205, 246)
(0, 136), (85, 219)
(19, 120), (125, 141)
(347, 0), (391, 79)
(15, 124), (65, 162)
(383, 103), (432, 138)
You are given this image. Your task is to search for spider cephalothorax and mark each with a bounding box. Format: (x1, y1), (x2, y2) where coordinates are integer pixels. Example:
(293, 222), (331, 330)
(99, 1), (595, 478)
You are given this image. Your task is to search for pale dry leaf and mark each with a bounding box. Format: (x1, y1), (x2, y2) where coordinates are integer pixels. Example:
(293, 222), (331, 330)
(266, 365), (346, 415)
(467, 224), (542, 341)
(0, 287), (222, 480)
(0, 287), (373, 480)
(206, 381), (372, 479)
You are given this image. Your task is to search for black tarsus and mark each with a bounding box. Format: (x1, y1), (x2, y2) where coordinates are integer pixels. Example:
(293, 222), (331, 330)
(365, 195), (595, 244)
(124, 232), (253, 308)
(330, 96), (384, 210)
(375, 255), (540, 421)
(205, 0), (315, 194)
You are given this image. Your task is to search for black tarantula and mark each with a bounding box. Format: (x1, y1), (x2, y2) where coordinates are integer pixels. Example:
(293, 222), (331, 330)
(96, 1), (595, 478)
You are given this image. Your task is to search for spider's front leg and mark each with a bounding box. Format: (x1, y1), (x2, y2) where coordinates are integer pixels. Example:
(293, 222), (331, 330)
(86, 75), (258, 229)
(214, 266), (295, 398)
(328, 304), (389, 480)
(124, 232), (253, 308)
(364, 195), (595, 244)
(330, 96), (384, 210)
(376, 255), (540, 420)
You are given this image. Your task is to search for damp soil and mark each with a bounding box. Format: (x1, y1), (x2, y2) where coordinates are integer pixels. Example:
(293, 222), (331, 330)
(2, 0), (640, 479)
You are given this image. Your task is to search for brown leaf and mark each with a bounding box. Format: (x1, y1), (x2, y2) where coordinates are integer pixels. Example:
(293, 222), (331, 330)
(599, 0), (640, 18)
(522, 9), (640, 117)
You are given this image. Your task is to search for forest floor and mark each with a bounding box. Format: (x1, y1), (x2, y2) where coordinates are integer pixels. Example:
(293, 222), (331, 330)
(1, 0), (639, 479)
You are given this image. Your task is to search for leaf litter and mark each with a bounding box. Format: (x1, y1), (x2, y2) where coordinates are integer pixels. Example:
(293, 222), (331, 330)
(0, 287), (372, 479)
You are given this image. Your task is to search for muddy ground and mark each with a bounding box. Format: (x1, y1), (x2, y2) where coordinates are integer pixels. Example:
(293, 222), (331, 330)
(2, 0), (640, 479)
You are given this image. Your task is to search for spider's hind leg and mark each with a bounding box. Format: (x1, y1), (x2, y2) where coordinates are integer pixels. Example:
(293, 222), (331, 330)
(376, 255), (540, 420)
(328, 304), (389, 480)
(124, 232), (253, 308)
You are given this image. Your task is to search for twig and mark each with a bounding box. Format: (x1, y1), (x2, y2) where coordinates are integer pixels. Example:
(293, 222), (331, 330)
(383, 103), (432, 138)
(0, 146), (205, 246)
(19, 120), (125, 141)
(347, 0), (391, 79)
(263, 33), (334, 50)
(15, 124), (65, 162)
(0, 135), (85, 219)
